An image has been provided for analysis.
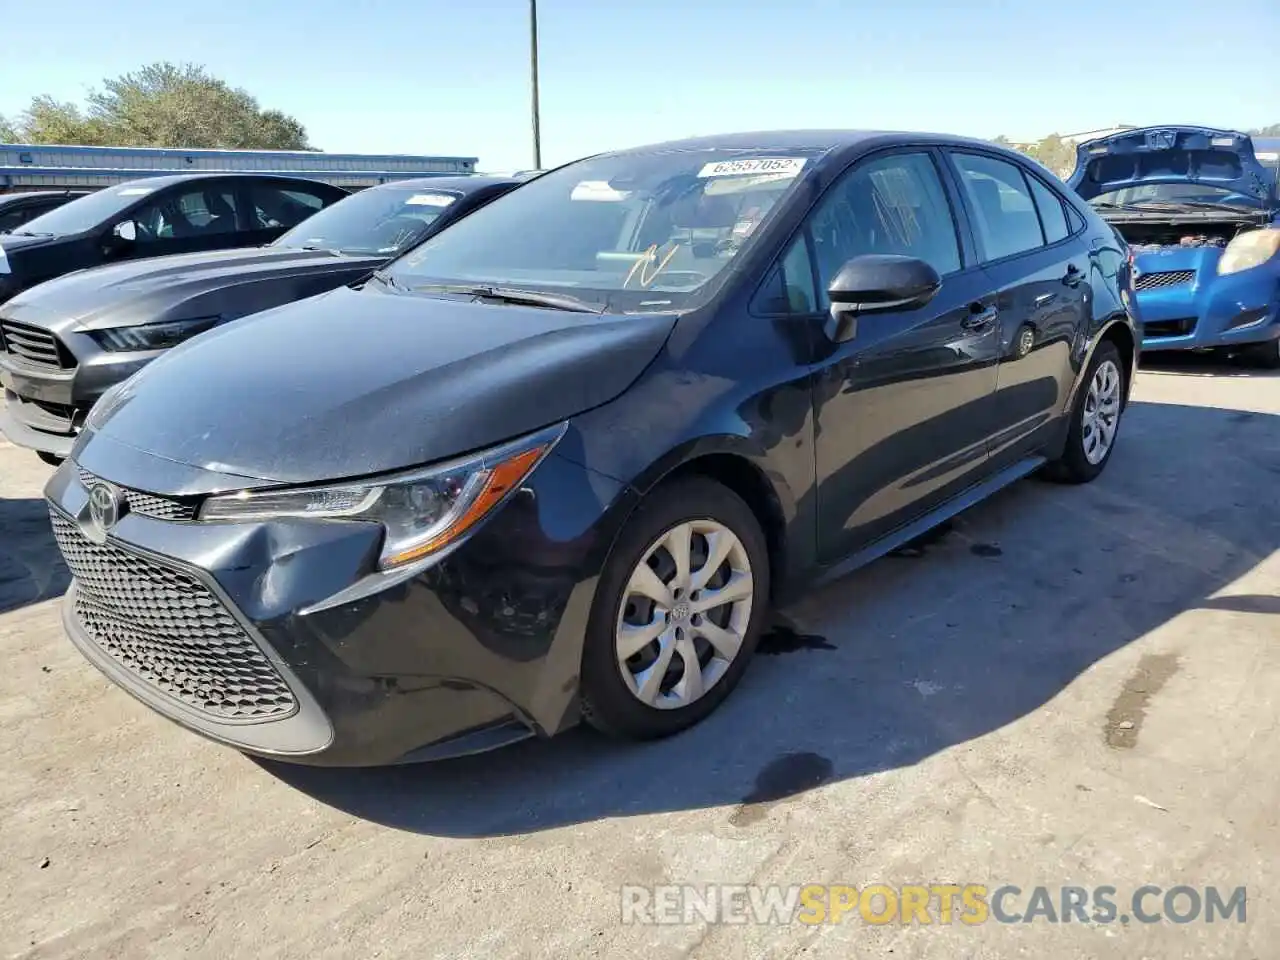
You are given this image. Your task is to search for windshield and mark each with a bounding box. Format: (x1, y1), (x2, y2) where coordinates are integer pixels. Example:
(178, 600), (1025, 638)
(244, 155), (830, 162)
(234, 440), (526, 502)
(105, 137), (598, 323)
(12, 182), (159, 236)
(274, 185), (464, 255)
(1091, 183), (1263, 211)
(382, 148), (822, 312)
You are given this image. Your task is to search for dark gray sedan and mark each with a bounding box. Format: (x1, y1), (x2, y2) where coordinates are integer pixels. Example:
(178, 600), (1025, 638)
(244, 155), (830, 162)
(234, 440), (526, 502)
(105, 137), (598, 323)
(0, 175), (526, 462)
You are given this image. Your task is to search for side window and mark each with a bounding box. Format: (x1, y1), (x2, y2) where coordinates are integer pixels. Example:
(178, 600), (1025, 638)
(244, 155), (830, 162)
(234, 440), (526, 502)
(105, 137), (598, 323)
(0, 207), (31, 233)
(807, 152), (961, 304)
(250, 186), (326, 230)
(1027, 176), (1069, 245)
(132, 187), (239, 242)
(951, 153), (1046, 261)
(752, 233), (817, 315)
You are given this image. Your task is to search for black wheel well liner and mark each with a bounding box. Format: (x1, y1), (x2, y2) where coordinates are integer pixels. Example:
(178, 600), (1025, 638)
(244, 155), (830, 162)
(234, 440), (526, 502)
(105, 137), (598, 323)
(642, 452), (788, 601)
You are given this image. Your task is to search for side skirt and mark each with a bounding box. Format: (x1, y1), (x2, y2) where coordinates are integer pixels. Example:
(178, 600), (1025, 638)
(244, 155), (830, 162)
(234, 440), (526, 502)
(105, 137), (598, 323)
(810, 454), (1047, 592)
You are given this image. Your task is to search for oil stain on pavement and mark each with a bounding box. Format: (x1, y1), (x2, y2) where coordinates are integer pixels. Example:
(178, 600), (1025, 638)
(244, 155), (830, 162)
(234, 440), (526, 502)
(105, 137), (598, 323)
(730, 752), (834, 827)
(1104, 652), (1180, 749)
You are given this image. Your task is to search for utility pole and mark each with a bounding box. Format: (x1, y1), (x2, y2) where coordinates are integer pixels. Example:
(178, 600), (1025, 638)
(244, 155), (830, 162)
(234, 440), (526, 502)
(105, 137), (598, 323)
(530, 0), (542, 169)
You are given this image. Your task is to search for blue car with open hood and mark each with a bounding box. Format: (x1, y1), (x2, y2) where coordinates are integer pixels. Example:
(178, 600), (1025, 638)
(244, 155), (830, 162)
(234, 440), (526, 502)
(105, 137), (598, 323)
(1069, 126), (1280, 365)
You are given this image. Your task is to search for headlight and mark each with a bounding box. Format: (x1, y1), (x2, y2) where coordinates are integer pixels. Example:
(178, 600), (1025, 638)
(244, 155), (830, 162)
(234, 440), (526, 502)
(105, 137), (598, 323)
(1218, 229), (1280, 276)
(0, 245), (10, 275)
(200, 422), (567, 569)
(89, 316), (222, 352)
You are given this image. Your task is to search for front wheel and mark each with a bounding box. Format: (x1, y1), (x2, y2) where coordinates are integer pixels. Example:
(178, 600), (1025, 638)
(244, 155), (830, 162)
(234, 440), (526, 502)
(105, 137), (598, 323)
(579, 477), (770, 740)
(1042, 340), (1126, 484)
(1243, 339), (1280, 370)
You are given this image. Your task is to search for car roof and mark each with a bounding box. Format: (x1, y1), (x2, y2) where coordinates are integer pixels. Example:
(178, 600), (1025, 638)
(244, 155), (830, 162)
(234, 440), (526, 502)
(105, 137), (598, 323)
(106, 172), (342, 190)
(601, 129), (1015, 158)
(368, 174), (524, 194)
(0, 189), (88, 204)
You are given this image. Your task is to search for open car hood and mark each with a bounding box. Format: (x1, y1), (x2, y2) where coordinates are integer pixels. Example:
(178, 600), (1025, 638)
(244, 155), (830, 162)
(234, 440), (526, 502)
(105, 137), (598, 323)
(1067, 127), (1277, 208)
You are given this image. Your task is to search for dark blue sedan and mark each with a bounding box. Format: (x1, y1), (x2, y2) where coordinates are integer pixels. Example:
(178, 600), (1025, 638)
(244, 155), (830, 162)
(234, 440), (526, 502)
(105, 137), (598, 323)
(45, 130), (1139, 765)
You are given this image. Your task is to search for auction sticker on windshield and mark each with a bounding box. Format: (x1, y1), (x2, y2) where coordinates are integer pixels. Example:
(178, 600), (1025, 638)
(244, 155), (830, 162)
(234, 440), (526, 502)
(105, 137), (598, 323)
(697, 158), (807, 178)
(406, 193), (456, 207)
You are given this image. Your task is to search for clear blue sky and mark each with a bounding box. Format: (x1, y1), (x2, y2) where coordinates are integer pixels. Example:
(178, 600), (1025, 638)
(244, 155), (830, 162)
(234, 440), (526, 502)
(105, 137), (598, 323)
(1, 0), (1276, 170)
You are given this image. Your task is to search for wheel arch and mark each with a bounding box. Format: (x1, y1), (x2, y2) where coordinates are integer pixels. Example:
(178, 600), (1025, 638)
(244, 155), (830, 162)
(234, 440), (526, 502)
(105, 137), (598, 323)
(617, 437), (794, 603)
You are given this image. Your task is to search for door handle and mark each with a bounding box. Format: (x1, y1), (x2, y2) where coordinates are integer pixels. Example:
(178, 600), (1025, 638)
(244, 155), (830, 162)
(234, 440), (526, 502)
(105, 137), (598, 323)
(962, 303), (998, 330)
(1063, 263), (1083, 286)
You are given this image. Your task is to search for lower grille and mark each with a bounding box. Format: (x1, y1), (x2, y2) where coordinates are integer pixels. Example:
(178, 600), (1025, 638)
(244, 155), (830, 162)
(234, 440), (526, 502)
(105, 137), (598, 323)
(0, 319), (70, 369)
(77, 467), (199, 521)
(50, 513), (297, 722)
(1134, 270), (1195, 292)
(1144, 317), (1197, 339)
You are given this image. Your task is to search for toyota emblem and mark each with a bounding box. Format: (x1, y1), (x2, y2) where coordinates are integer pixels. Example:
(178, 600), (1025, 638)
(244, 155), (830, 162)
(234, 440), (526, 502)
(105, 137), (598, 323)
(84, 482), (125, 543)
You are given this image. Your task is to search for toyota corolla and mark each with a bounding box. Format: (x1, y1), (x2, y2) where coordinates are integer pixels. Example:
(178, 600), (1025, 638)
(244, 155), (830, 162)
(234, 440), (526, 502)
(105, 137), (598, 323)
(45, 131), (1139, 766)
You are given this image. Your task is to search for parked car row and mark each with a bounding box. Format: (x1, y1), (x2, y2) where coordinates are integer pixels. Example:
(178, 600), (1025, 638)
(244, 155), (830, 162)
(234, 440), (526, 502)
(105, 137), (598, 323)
(0, 173), (528, 461)
(1, 125), (1275, 769)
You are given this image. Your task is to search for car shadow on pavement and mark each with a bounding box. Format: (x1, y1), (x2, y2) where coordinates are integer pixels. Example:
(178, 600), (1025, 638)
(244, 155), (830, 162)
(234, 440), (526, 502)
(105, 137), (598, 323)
(1141, 351), (1280, 378)
(0, 497), (69, 614)
(264, 397), (1280, 838)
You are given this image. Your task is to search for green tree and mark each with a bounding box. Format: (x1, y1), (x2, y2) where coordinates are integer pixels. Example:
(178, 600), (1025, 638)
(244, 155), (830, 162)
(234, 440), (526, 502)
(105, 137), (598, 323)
(1024, 134), (1076, 178)
(10, 62), (313, 150)
(1250, 123), (1280, 137)
(0, 114), (17, 143)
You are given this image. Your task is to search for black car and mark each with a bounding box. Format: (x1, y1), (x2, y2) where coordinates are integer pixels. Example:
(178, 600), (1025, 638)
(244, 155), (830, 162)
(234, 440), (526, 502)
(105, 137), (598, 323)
(0, 190), (90, 234)
(0, 175), (526, 462)
(45, 131), (1139, 766)
(0, 173), (347, 307)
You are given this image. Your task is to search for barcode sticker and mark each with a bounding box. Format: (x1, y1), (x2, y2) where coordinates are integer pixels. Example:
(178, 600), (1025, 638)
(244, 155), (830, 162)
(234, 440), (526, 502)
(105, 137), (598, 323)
(697, 158), (807, 178)
(406, 193), (455, 207)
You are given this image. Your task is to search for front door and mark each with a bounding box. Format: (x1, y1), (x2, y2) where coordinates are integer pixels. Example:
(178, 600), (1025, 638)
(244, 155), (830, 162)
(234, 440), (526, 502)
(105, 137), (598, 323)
(113, 181), (246, 261)
(806, 149), (1002, 563)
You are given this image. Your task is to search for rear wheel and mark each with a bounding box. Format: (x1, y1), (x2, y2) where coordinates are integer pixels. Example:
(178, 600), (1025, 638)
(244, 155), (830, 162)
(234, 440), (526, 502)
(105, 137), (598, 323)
(1042, 340), (1125, 484)
(36, 451), (64, 467)
(579, 477), (770, 740)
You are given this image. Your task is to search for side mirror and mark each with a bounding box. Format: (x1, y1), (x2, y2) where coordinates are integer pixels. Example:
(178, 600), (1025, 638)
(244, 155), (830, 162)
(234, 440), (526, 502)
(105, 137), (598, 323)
(824, 254), (943, 342)
(110, 220), (138, 245)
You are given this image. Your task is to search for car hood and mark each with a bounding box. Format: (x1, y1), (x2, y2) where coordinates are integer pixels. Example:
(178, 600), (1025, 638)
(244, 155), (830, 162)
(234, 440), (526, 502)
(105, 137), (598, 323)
(0, 246), (383, 333)
(1068, 127), (1277, 208)
(85, 285), (677, 484)
(0, 232), (61, 270)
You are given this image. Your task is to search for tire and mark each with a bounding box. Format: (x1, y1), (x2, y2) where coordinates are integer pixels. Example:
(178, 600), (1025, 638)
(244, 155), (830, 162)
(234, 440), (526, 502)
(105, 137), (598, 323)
(1042, 339), (1126, 484)
(36, 451), (64, 467)
(579, 476), (771, 740)
(1244, 339), (1280, 370)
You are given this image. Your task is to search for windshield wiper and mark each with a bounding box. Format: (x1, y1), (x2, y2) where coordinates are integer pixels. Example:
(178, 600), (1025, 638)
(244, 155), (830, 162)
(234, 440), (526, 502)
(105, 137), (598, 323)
(10, 230), (53, 237)
(369, 269), (406, 292)
(415, 283), (603, 314)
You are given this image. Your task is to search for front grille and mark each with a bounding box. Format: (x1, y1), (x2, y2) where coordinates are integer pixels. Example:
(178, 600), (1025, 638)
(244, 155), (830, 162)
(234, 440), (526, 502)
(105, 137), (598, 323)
(77, 467), (199, 521)
(1134, 270), (1195, 292)
(50, 513), (297, 722)
(0, 319), (70, 369)
(1144, 317), (1197, 338)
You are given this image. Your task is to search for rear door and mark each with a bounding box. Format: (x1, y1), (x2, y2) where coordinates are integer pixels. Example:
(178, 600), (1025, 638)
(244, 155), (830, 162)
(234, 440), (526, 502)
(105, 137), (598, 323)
(240, 181), (340, 246)
(943, 150), (1090, 470)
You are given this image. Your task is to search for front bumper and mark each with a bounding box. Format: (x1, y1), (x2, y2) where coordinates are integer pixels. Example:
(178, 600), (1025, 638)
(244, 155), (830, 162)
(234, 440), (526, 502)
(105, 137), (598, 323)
(0, 329), (160, 455)
(44, 444), (636, 766)
(1136, 265), (1279, 351)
